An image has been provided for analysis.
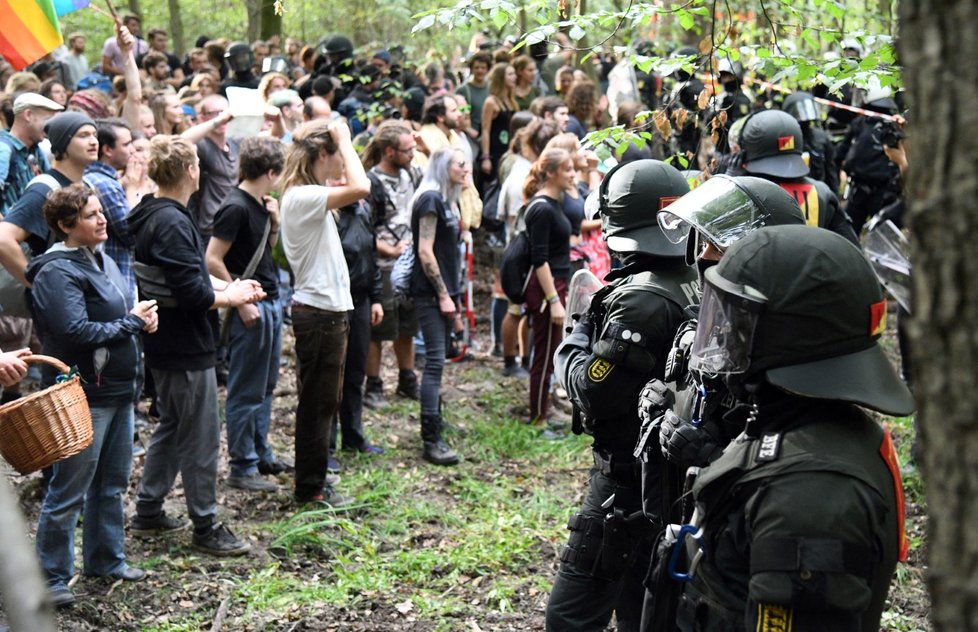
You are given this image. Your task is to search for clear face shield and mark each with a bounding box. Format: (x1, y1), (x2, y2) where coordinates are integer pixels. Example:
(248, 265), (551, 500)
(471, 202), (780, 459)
(657, 176), (769, 251)
(689, 271), (767, 376)
(787, 98), (821, 122)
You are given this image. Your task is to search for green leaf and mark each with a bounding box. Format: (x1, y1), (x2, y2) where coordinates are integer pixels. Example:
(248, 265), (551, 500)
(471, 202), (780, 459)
(757, 47), (771, 58)
(491, 8), (509, 30)
(678, 10), (694, 31)
(569, 24), (586, 41)
(412, 13), (436, 33)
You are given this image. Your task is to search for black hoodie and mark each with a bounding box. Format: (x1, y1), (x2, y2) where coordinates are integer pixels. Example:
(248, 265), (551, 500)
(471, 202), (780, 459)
(127, 194), (217, 371)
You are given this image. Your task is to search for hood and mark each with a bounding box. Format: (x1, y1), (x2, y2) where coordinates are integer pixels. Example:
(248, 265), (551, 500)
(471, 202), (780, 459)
(25, 243), (91, 285)
(127, 194), (186, 235)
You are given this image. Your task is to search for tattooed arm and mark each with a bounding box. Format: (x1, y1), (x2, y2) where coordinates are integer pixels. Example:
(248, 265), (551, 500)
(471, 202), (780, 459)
(417, 213), (456, 317)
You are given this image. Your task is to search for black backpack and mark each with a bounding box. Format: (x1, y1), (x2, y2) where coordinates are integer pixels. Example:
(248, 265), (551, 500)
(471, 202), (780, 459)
(480, 179), (504, 232)
(498, 199), (544, 304)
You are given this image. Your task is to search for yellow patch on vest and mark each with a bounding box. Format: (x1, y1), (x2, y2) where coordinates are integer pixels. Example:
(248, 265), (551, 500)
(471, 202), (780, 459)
(756, 603), (793, 632)
(587, 358), (615, 383)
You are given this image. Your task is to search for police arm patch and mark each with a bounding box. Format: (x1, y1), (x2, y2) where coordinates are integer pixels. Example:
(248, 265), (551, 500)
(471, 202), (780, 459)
(756, 603), (793, 632)
(587, 358), (615, 383)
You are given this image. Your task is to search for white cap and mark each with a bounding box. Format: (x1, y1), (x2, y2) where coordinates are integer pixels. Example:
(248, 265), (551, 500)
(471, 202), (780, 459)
(13, 93), (65, 115)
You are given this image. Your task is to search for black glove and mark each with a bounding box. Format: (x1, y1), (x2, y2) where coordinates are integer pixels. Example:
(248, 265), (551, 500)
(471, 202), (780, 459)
(637, 378), (673, 427)
(567, 309), (596, 335)
(663, 420), (724, 469)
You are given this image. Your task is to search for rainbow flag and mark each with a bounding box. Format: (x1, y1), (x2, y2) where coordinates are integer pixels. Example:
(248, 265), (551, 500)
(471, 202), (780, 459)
(0, 0), (63, 70)
(54, 0), (90, 17)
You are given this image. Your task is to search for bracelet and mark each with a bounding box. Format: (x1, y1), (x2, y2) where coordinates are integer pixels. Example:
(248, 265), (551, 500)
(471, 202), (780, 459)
(546, 293), (559, 304)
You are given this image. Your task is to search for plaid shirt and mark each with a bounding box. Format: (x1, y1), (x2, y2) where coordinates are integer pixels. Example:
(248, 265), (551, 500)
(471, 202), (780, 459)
(85, 161), (136, 301)
(0, 131), (49, 216)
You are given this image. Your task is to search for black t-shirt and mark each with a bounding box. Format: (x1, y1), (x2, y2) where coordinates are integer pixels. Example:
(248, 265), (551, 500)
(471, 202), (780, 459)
(210, 188), (279, 298)
(561, 183), (589, 236)
(4, 169), (72, 256)
(410, 190), (461, 298)
(136, 50), (182, 74)
(525, 194), (572, 279)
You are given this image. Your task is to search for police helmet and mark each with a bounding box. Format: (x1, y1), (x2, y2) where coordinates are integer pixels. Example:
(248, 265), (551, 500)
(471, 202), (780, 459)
(598, 159), (690, 258)
(738, 110), (808, 179)
(690, 225), (915, 415)
(262, 55), (291, 75)
(671, 46), (699, 79)
(782, 91), (821, 123)
(856, 76), (898, 113)
(225, 42), (254, 74)
(318, 35), (354, 60)
(716, 58), (742, 81)
(657, 174), (805, 264)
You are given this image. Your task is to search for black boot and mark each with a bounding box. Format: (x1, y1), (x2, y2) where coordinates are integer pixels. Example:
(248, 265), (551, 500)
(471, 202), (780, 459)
(420, 414), (459, 466)
(396, 369), (419, 400)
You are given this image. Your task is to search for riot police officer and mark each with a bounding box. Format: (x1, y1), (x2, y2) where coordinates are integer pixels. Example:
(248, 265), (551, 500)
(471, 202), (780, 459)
(220, 42), (260, 95)
(667, 225), (913, 631)
(704, 59), (751, 155)
(737, 109), (858, 244)
(547, 159), (699, 632)
(664, 46), (706, 158)
(782, 91), (839, 194)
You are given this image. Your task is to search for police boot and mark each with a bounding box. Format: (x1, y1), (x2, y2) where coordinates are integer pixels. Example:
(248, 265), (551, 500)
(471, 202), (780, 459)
(420, 414), (460, 466)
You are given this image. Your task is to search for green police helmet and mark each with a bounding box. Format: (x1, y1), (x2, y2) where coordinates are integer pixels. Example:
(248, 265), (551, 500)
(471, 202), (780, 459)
(599, 159), (691, 258)
(699, 225), (914, 416)
(657, 175), (805, 265)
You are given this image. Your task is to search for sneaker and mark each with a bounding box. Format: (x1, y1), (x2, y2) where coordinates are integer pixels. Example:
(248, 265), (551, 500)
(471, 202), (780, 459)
(502, 364), (530, 379)
(258, 458), (294, 476)
(358, 443), (385, 455)
(327, 455), (342, 474)
(192, 522), (251, 557)
(49, 585), (75, 608)
(295, 486), (356, 508)
(363, 387), (388, 409)
(227, 473), (278, 492)
(129, 511), (192, 536)
(325, 472), (341, 486)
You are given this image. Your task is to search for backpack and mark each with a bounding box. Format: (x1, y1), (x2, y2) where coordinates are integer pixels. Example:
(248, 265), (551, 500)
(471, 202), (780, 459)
(479, 179), (504, 233)
(498, 199), (544, 304)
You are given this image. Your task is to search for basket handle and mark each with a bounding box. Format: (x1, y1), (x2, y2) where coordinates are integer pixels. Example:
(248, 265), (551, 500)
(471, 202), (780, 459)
(22, 355), (70, 374)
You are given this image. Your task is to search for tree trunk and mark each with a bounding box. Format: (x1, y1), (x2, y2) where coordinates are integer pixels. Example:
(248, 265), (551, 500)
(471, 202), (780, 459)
(898, 1), (978, 629)
(245, 0), (261, 43)
(259, 0), (282, 43)
(167, 0), (185, 58)
(127, 0), (142, 19)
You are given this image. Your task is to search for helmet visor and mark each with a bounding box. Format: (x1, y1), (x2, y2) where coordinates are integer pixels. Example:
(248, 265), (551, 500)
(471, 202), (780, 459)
(689, 270), (767, 376)
(787, 98), (821, 122)
(657, 176), (767, 248)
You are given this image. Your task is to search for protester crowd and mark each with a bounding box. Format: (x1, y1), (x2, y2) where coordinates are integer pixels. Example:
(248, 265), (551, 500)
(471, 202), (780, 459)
(0, 15), (911, 627)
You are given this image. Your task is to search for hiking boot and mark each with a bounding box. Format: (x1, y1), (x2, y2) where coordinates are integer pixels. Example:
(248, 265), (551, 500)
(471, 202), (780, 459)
(296, 486), (355, 508)
(227, 473), (278, 492)
(422, 440), (460, 466)
(129, 511), (192, 537)
(363, 377), (388, 409)
(49, 585), (75, 608)
(395, 370), (419, 400)
(192, 522), (251, 557)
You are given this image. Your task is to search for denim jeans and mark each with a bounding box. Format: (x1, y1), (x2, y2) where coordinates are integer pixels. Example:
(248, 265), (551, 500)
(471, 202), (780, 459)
(36, 403), (134, 588)
(416, 299), (450, 417)
(332, 295), (370, 451)
(136, 368), (220, 528)
(226, 297), (283, 477)
(292, 306), (348, 499)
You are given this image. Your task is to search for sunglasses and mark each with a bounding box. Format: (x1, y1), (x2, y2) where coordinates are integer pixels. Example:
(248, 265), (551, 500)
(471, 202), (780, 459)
(458, 104), (472, 113)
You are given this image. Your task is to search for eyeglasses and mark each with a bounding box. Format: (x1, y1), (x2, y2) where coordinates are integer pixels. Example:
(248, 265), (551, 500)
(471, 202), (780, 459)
(458, 104), (472, 113)
(395, 145), (416, 154)
(201, 109), (225, 118)
(455, 160), (468, 168)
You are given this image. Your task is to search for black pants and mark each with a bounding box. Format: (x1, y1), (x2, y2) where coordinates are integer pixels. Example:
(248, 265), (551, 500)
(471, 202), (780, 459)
(332, 295), (371, 451)
(546, 459), (652, 632)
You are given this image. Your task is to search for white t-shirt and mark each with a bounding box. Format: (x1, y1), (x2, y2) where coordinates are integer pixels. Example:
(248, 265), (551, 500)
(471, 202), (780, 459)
(501, 155), (532, 232)
(281, 185), (353, 312)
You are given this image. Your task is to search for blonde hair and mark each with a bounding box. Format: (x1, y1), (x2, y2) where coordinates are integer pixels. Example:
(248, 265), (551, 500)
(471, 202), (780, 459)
(5, 72), (41, 94)
(545, 132), (580, 154)
(523, 147), (571, 202)
(148, 135), (197, 188)
(258, 72), (290, 102)
(279, 120), (339, 194)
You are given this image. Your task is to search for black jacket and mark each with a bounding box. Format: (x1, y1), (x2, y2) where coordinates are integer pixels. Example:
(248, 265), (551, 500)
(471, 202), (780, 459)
(128, 194), (217, 371)
(26, 244), (144, 406)
(338, 201), (382, 302)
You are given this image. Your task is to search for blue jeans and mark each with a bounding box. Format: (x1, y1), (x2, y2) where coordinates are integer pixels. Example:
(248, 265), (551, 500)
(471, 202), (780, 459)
(36, 403), (134, 588)
(416, 299), (450, 417)
(225, 297), (283, 477)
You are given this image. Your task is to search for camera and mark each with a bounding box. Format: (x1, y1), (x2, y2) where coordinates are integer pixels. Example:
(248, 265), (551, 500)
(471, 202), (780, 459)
(877, 120), (904, 149)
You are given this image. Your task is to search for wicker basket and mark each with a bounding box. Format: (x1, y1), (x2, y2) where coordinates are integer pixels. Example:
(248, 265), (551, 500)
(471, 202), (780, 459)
(0, 355), (93, 474)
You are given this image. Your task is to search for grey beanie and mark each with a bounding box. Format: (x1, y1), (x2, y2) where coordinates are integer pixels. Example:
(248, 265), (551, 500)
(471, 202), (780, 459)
(44, 112), (96, 157)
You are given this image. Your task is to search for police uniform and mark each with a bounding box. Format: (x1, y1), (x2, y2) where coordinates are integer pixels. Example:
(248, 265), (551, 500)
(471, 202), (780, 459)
(664, 226), (914, 631)
(547, 160), (697, 632)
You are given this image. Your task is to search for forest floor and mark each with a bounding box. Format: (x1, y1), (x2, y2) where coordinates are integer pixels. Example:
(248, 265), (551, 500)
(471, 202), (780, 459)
(2, 294), (929, 631)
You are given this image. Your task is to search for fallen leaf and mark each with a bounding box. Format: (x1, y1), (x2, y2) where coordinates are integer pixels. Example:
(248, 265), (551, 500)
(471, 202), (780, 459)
(395, 600), (413, 615)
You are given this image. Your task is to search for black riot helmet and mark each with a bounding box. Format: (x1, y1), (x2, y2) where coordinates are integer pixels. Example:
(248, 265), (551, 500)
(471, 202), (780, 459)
(738, 109), (809, 179)
(597, 159), (690, 258)
(782, 91), (822, 123)
(225, 42), (254, 75)
(690, 225), (915, 415)
(671, 46), (699, 80)
(318, 35), (354, 63)
(657, 174), (805, 265)
(261, 55), (291, 75)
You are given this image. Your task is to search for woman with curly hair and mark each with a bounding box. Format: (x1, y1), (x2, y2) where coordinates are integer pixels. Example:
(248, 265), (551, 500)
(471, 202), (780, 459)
(564, 79), (598, 140)
(479, 63), (518, 181)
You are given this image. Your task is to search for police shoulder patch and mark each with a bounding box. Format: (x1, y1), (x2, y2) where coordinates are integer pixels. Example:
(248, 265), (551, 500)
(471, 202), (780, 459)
(587, 358), (615, 383)
(756, 433), (782, 463)
(756, 603), (793, 632)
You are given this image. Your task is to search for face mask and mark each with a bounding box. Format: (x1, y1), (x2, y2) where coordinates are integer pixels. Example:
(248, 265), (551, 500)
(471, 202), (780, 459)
(696, 257), (718, 284)
(722, 80), (739, 93)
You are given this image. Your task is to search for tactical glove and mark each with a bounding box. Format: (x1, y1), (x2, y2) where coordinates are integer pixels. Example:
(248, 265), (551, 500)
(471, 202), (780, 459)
(663, 420), (724, 469)
(637, 378), (673, 426)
